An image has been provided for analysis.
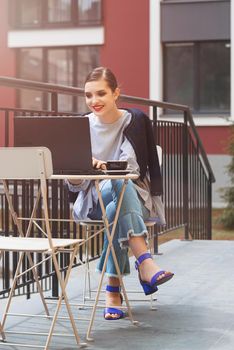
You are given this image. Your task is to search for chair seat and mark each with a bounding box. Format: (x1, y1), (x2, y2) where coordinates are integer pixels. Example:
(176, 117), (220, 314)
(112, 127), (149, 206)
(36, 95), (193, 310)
(0, 237), (83, 252)
(145, 220), (157, 227)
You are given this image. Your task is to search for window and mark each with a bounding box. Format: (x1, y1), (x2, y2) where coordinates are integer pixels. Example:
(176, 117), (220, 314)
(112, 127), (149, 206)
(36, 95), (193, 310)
(47, 48), (74, 111)
(17, 46), (100, 113)
(48, 0), (72, 23)
(10, 0), (102, 28)
(164, 41), (230, 113)
(18, 48), (44, 110)
(78, 0), (102, 25)
(12, 0), (42, 28)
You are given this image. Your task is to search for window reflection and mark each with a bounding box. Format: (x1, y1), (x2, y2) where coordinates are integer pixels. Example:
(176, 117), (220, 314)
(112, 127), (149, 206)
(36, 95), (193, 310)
(19, 49), (43, 81)
(164, 41), (230, 113)
(48, 49), (73, 111)
(48, 0), (72, 23)
(164, 43), (194, 108)
(78, 0), (102, 24)
(48, 49), (73, 85)
(17, 0), (41, 27)
(77, 46), (100, 113)
(18, 49), (43, 109)
(199, 42), (230, 112)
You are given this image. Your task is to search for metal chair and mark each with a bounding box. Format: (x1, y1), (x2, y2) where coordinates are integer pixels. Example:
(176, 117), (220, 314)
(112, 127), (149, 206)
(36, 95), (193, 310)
(0, 147), (86, 349)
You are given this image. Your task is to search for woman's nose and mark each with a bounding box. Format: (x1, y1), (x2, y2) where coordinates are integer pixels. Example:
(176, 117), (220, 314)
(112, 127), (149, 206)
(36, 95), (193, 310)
(91, 96), (99, 105)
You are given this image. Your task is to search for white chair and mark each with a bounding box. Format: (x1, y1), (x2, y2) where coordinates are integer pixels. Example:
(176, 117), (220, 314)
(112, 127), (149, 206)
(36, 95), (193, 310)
(0, 147), (86, 349)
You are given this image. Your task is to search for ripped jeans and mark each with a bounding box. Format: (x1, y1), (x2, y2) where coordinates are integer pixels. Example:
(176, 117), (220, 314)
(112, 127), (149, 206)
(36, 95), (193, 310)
(88, 179), (150, 277)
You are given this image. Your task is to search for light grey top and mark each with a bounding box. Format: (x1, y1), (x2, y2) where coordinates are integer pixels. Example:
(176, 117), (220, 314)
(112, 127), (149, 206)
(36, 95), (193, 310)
(67, 110), (165, 224)
(89, 111), (138, 169)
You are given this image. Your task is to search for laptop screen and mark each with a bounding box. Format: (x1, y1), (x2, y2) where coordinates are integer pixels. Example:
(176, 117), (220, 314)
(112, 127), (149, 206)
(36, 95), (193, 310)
(14, 116), (93, 174)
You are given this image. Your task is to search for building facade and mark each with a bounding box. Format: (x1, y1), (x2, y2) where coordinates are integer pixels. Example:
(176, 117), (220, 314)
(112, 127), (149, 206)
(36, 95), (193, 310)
(0, 0), (232, 207)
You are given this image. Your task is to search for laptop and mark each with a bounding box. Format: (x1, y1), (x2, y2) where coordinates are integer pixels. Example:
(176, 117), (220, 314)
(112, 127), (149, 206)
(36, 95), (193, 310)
(14, 116), (129, 175)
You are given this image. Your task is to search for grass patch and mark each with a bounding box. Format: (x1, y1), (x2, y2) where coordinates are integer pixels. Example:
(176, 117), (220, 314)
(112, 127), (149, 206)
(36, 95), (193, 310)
(158, 228), (184, 245)
(212, 208), (234, 239)
(157, 208), (234, 245)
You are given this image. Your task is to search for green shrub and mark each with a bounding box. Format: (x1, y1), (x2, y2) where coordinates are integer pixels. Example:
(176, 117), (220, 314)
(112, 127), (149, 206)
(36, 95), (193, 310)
(219, 126), (234, 229)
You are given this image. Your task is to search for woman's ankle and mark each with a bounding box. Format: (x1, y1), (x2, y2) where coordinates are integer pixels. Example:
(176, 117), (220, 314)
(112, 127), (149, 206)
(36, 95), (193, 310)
(138, 258), (161, 283)
(106, 279), (122, 307)
(129, 235), (149, 260)
(107, 277), (120, 287)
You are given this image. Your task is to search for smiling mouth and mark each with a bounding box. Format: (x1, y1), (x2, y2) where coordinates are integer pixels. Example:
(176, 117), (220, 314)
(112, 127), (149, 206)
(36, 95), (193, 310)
(92, 105), (104, 112)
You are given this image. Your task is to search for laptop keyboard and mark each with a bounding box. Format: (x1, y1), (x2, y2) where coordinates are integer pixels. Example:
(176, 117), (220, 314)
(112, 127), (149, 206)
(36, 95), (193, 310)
(54, 169), (130, 175)
(64, 168), (105, 175)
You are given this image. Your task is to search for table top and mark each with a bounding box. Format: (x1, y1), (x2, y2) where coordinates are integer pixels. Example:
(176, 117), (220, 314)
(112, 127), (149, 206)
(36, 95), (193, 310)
(50, 173), (139, 181)
(0, 237), (83, 252)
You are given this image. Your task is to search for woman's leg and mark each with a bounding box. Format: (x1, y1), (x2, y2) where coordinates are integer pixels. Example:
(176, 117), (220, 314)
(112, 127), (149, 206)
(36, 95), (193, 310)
(92, 179), (170, 318)
(96, 179), (149, 277)
(109, 179), (171, 284)
(90, 181), (129, 319)
(100, 179), (149, 319)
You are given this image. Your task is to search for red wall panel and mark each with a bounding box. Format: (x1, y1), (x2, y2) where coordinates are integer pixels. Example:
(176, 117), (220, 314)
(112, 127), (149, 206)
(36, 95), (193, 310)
(197, 126), (232, 155)
(101, 0), (149, 101)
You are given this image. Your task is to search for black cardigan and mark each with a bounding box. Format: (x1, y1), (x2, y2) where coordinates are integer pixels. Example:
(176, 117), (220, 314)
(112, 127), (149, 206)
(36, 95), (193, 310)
(124, 108), (163, 196)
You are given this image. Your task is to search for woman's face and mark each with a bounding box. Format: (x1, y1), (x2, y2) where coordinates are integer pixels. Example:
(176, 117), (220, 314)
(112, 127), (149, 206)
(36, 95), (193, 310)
(84, 78), (119, 118)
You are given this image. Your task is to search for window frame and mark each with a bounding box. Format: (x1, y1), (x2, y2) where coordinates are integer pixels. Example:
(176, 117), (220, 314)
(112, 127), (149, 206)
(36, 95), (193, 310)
(163, 40), (231, 114)
(9, 0), (103, 29)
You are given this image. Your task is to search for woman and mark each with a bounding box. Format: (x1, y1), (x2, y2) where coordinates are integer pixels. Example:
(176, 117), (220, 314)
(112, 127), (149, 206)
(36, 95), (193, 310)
(67, 67), (174, 320)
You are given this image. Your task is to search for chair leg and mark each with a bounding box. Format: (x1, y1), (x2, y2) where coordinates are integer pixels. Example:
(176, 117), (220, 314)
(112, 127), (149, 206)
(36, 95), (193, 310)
(0, 321), (5, 341)
(83, 225), (92, 304)
(45, 247), (86, 349)
(2, 183), (50, 318)
(1, 251), (26, 332)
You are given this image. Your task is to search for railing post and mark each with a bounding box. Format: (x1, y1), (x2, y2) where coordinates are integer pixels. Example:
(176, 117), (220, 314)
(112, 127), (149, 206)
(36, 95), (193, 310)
(152, 105), (157, 127)
(51, 92), (58, 114)
(5, 110), (9, 147)
(152, 105), (160, 252)
(207, 177), (212, 240)
(183, 111), (189, 240)
(51, 180), (59, 298)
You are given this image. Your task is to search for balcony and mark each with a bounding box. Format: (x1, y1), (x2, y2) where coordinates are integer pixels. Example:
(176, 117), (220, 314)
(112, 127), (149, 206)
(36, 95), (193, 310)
(0, 76), (226, 349)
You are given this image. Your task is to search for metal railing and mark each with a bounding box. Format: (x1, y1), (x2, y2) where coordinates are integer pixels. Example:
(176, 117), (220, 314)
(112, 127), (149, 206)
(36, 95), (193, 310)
(0, 76), (215, 298)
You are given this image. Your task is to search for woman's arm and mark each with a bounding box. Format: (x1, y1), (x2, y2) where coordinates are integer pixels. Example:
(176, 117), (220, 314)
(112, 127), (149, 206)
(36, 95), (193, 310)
(65, 178), (90, 192)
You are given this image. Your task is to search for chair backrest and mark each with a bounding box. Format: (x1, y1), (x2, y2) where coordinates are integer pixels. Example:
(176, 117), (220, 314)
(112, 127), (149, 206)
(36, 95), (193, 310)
(0, 147), (53, 180)
(156, 145), (162, 167)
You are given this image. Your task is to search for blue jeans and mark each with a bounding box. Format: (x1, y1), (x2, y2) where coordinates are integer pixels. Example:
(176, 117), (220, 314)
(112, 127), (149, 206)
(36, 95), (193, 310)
(89, 179), (150, 277)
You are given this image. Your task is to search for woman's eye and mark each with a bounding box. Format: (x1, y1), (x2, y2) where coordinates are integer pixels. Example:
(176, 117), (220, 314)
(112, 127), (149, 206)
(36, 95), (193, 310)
(85, 93), (92, 98)
(98, 92), (106, 97)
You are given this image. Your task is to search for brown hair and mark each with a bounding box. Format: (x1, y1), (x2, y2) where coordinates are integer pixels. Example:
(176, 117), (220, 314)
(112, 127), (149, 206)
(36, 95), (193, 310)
(85, 67), (118, 92)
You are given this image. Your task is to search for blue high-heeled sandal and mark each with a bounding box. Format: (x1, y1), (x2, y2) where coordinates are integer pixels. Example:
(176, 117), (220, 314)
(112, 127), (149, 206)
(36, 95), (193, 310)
(104, 285), (125, 320)
(135, 252), (174, 295)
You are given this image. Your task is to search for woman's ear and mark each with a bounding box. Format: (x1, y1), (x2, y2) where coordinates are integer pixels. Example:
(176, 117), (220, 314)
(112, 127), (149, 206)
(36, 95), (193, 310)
(114, 87), (120, 100)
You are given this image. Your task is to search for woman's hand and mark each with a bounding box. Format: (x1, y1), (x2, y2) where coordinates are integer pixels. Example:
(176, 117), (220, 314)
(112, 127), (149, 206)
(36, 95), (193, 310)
(92, 157), (107, 170)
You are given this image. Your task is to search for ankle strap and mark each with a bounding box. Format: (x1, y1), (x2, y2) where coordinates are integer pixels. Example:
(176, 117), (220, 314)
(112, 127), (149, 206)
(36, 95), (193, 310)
(135, 252), (152, 270)
(106, 285), (121, 293)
